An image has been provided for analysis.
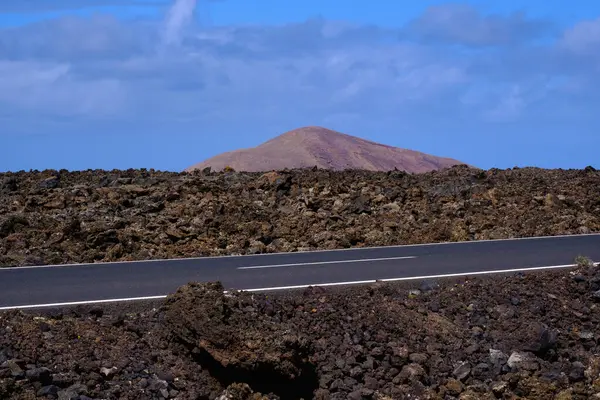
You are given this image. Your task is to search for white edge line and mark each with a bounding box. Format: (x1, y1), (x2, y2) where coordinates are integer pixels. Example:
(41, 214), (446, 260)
(1, 262), (597, 311)
(237, 256), (417, 270)
(0, 295), (168, 311)
(239, 263), (598, 292)
(1, 232), (599, 271)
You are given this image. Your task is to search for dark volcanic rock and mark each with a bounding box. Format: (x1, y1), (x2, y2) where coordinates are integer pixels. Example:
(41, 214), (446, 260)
(163, 282), (317, 400)
(3, 264), (600, 398)
(1, 166), (600, 399)
(0, 166), (598, 267)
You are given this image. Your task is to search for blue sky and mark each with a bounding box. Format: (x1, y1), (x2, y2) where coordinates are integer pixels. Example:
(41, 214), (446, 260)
(1, 0), (600, 172)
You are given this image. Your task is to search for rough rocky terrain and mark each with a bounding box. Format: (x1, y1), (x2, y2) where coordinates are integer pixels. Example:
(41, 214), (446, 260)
(1, 165), (600, 267)
(2, 258), (600, 399)
(185, 126), (464, 173)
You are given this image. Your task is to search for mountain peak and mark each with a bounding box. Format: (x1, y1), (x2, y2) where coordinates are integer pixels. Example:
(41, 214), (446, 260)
(267, 126), (344, 141)
(281, 126), (337, 136)
(185, 127), (466, 173)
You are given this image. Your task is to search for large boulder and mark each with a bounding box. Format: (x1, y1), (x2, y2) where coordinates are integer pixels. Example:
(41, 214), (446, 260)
(162, 282), (317, 399)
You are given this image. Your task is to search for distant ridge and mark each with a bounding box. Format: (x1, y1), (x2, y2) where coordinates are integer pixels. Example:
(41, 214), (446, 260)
(185, 126), (466, 173)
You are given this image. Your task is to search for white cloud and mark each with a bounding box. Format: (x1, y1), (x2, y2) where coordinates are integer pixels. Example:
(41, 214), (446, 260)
(162, 0), (198, 46)
(0, 0), (158, 13)
(0, 60), (128, 117)
(560, 18), (600, 56)
(404, 3), (555, 47)
(0, 3), (599, 134)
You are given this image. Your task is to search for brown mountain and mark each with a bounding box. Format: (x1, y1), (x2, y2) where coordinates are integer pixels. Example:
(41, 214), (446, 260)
(185, 126), (466, 173)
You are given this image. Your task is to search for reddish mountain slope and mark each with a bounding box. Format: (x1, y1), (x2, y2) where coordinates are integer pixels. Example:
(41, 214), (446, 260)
(185, 126), (466, 173)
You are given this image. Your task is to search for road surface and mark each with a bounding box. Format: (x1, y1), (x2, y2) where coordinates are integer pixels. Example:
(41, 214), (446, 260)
(1, 234), (599, 310)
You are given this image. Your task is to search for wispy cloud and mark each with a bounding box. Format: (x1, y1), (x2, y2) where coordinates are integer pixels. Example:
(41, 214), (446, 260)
(162, 0), (198, 46)
(1, 4), (594, 123)
(559, 17), (600, 55)
(0, 0), (161, 13)
(404, 3), (556, 47)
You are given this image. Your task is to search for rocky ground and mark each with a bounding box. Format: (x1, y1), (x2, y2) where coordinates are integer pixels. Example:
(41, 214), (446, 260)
(2, 257), (600, 399)
(2, 165), (600, 399)
(1, 165), (599, 267)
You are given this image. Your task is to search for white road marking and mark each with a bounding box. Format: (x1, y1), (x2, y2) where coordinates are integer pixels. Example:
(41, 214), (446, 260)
(1, 262), (597, 311)
(237, 256), (417, 270)
(0, 295), (168, 311)
(0, 233), (597, 270)
(238, 263), (598, 292)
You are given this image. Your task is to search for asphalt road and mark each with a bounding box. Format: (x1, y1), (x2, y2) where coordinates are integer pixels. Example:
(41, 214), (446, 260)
(1, 234), (599, 310)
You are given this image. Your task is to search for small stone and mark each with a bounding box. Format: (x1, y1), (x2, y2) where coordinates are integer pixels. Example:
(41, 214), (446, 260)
(364, 376), (379, 390)
(52, 372), (78, 387)
(419, 280), (439, 292)
(329, 378), (344, 391)
(67, 383), (87, 394)
(569, 361), (585, 382)
(472, 363), (489, 377)
(342, 377), (357, 390)
(149, 378), (169, 391)
(370, 347), (384, 358)
(86, 372), (102, 384)
(556, 389), (573, 400)
(492, 381), (507, 395)
(361, 388), (374, 397)
(26, 367), (51, 384)
(458, 389), (483, 400)
(453, 362), (471, 381)
(349, 365), (363, 378)
(58, 389), (79, 400)
(507, 351), (539, 371)
(156, 370), (175, 382)
(445, 378), (464, 395)
(465, 344), (479, 355)
(579, 331), (595, 340)
(489, 349), (508, 365)
(396, 363), (425, 384)
(39, 176), (60, 189)
(362, 357), (375, 370)
(391, 344), (409, 359)
(319, 374), (333, 388)
(100, 366), (118, 378)
(37, 385), (59, 396)
(7, 360), (24, 379)
(160, 388), (170, 398)
(348, 390), (363, 400)
(523, 322), (558, 354)
(409, 353), (428, 365)
(507, 352), (526, 369)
